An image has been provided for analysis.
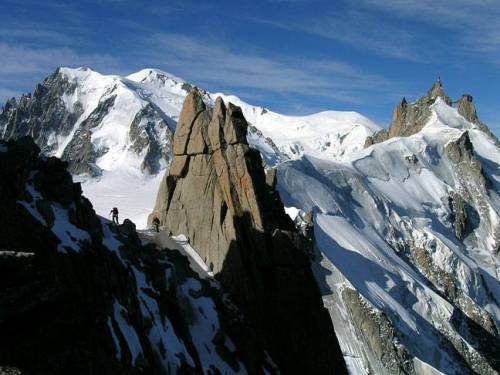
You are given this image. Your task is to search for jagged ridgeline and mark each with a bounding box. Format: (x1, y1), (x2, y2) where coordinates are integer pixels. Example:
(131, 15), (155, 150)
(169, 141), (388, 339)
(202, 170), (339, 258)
(149, 90), (347, 374)
(365, 78), (499, 147)
(277, 79), (500, 375)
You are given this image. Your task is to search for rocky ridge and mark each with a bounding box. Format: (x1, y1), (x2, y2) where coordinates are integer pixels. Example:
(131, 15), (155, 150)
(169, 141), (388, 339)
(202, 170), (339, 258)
(365, 79), (498, 147)
(150, 90), (347, 374)
(0, 137), (278, 374)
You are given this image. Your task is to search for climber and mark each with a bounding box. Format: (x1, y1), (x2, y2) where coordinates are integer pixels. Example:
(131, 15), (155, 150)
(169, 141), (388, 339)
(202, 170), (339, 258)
(152, 217), (160, 233)
(110, 207), (119, 225)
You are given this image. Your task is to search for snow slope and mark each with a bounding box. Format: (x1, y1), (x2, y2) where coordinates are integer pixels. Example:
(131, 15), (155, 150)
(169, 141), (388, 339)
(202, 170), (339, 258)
(277, 98), (500, 374)
(216, 93), (380, 162)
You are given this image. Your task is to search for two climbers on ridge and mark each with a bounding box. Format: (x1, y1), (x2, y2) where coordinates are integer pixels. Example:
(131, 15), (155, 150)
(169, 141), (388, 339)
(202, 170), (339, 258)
(109, 206), (161, 233)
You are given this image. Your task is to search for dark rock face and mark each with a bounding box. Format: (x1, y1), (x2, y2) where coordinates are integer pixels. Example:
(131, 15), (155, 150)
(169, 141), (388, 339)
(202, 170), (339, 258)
(0, 137), (275, 374)
(0, 70), (82, 154)
(129, 104), (173, 174)
(449, 192), (475, 241)
(342, 288), (415, 375)
(457, 95), (500, 146)
(0, 68), (174, 176)
(151, 91), (347, 374)
(59, 94), (117, 176)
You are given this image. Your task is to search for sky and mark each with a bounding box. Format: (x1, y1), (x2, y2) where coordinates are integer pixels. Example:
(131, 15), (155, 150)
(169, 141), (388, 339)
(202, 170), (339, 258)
(1, 0), (499, 134)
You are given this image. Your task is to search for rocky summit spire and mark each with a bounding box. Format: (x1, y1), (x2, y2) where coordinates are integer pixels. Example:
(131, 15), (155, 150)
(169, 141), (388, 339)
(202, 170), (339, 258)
(365, 78), (454, 146)
(457, 94), (478, 124)
(150, 90), (347, 374)
(456, 94), (500, 145)
(427, 77), (452, 105)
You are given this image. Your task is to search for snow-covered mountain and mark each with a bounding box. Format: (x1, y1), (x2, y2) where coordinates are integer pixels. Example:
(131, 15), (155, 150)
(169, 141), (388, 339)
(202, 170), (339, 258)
(0, 67), (379, 226)
(277, 95), (500, 374)
(1, 67), (499, 374)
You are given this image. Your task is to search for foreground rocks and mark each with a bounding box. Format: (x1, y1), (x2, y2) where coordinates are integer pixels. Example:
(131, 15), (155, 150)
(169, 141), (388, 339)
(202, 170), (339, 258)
(0, 137), (276, 374)
(150, 91), (347, 374)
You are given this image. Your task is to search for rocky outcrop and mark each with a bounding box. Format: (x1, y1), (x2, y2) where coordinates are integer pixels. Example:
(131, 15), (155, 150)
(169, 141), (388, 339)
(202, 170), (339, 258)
(457, 95), (499, 146)
(457, 94), (479, 124)
(342, 288), (415, 375)
(365, 79), (497, 147)
(365, 79), (451, 146)
(449, 192), (475, 241)
(0, 137), (276, 374)
(150, 91), (347, 374)
(364, 128), (389, 147)
(445, 131), (487, 211)
(396, 79), (449, 137)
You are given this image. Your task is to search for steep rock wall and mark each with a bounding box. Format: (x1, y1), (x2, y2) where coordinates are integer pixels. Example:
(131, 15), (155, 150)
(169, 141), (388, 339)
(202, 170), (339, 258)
(150, 91), (347, 374)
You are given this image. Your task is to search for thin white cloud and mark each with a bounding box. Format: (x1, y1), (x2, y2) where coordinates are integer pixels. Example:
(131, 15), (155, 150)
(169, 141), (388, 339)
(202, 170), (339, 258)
(251, 10), (420, 61)
(0, 43), (119, 76)
(357, 0), (500, 61)
(138, 33), (396, 104)
(250, 0), (500, 64)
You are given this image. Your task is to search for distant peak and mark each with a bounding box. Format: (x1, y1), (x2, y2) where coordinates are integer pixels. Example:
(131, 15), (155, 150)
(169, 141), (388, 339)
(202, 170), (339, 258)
(56, 66), (100, 81)
(427, 76), (451, 105)
(459, 94), (473, 102)
(126, 68), (185, 85)
(430, 76), (442, 90)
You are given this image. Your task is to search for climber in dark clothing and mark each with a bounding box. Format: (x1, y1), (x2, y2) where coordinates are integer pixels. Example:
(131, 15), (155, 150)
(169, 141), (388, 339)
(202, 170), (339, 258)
(152, 217), (160, 233)
(110, 207), (119, 225)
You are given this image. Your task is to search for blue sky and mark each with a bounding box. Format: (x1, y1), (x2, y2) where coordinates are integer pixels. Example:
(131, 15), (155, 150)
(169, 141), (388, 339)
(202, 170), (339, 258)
(1, 0), (499, 134)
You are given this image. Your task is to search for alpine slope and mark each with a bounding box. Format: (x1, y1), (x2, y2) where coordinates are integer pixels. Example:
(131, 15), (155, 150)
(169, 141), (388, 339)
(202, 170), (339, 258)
(276, 85), (500, 374)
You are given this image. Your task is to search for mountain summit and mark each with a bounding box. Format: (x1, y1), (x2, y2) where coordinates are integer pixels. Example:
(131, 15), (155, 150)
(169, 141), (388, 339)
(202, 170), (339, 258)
(365, 79), (497, 147)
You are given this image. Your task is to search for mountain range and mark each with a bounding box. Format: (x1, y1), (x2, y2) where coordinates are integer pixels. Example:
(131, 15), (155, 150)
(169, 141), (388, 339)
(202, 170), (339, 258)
(1, 67), (499, 374)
